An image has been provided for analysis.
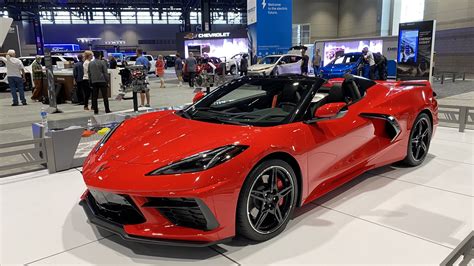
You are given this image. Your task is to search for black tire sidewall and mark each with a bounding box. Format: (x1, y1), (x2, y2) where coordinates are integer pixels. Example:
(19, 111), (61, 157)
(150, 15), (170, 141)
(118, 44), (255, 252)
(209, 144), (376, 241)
(236, 159), (298, 242)
(404, 113), (432, 166)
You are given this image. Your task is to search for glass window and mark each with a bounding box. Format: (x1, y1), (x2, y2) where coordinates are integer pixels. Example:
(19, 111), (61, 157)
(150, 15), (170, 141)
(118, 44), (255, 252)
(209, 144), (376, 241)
(54, 11), (71, 24)
(151, 12), (167, 24)
(89, 11), (104, 24)
(167, 11), (182, 24)
(40, 11), (54, 24)
(137, 11), (153, 24)
(400, 0), (424, 23)
(212, 12), (226, 24)
(121, 11), (136, 24)
(104, 12), (120, 24)
(228, 12), (242, 24)
(190, 11), (201, 24)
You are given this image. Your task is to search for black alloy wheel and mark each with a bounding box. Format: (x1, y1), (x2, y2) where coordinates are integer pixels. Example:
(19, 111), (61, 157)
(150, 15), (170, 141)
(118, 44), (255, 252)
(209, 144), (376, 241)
(237, 159), (297, 241)
(402, 113), (432, 166)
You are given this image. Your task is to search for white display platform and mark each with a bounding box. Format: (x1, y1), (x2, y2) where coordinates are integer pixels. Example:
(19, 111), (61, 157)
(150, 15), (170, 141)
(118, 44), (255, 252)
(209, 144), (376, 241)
(0, 127), (472, 265)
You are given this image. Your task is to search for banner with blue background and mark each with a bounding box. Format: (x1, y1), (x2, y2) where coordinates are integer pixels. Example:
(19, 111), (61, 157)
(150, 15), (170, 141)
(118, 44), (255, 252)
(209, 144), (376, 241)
(247, 0), (292, 58)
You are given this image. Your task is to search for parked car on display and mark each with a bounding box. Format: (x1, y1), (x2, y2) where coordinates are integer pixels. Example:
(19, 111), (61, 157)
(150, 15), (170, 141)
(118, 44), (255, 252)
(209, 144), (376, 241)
(319, 52), (363, 79)
(164, 55), (176, 68)
(248, 54), (302, 76)
(226, 53), (248, 75)
(0, 55), (78, 91)
(80, 74), (438, 246)
(124, 55), (156, 73)
(0, 60), (8, 91)
(183, 56), (225, 82)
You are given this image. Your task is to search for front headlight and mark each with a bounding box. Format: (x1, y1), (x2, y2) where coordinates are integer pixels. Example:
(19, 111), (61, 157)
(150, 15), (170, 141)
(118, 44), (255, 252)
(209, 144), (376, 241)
(147, 145), (248, 175)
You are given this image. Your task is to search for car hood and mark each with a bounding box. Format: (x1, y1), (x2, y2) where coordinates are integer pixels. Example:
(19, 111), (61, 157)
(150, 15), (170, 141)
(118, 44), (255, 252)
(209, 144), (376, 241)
(97, 110), (256, 166)
(248, 64), (274, 71)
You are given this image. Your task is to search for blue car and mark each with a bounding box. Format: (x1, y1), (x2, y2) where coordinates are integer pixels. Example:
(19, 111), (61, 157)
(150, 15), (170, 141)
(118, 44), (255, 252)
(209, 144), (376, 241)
(320, 52), (364, 79)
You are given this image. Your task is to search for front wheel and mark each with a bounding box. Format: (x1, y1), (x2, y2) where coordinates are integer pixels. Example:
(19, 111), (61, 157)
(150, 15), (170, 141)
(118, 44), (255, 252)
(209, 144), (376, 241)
(401, 113), (432, 166)
(236, 159), (298, 242)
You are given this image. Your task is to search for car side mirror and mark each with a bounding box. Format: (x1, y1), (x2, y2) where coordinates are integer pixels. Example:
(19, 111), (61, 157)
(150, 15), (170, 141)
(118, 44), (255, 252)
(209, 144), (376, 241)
(314, 102), (347, 118)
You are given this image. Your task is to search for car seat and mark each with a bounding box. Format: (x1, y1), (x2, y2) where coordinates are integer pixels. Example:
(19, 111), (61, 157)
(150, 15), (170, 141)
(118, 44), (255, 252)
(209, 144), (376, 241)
(276, 83), (302, 112)
(308, 84), (346, 117)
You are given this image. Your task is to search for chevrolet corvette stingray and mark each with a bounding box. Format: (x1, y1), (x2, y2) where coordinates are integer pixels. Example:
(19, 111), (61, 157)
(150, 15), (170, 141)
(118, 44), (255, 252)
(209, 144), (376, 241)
(80, 74), (438, 246)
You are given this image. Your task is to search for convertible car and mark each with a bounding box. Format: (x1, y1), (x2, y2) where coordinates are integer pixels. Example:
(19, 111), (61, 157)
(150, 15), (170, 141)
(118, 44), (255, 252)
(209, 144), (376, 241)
(80, 74), (438, 246)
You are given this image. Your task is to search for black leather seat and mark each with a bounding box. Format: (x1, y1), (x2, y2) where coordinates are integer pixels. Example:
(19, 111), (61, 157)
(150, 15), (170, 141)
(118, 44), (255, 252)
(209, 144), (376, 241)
(277, 83), (302, 112)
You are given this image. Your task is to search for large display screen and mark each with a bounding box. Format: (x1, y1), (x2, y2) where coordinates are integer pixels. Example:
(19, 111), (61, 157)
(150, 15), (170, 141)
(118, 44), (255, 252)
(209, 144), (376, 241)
(323, 40), (383, 66)
(398, 29), (419, 63)
(184, 38), (248, 60)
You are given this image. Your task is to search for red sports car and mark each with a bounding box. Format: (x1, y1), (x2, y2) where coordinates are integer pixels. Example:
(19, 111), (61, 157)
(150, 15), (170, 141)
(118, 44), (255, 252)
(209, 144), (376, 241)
(81, 74), (438, 246)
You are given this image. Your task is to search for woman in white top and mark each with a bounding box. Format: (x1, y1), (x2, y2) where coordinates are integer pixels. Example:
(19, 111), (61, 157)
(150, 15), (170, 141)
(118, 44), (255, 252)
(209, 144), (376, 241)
(82, 50), (93, 110)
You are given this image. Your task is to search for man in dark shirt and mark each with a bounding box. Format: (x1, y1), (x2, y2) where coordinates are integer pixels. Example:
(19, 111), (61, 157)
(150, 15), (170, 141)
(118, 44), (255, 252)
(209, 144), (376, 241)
(88, 54), (110, 114)
(73, 54), (86, 106)
(301, 49), (309, 76)
(108, 55), (117, 69)
(174, 53), (184, 87)
(185, 52), (197, 88)
(240, 54), (248, 76)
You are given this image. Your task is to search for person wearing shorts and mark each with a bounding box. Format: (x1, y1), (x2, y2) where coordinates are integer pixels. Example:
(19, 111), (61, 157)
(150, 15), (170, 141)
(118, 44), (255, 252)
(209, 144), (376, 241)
(155, 55), (166, 88)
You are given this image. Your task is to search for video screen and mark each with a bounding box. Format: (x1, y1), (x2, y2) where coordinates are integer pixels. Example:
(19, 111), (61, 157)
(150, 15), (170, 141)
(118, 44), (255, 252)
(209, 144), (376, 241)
(323, 40), (383, 66)
(184, 38), (248, 60)
(398, 30), (419, 64)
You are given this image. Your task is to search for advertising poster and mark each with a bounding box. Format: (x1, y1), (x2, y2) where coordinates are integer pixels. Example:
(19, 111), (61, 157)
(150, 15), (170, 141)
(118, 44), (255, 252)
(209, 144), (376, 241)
(184, 38), (248, 59)
(323, 40), (383, 66)
(250, 0), (292, 57)
(396, 20), (436, 81)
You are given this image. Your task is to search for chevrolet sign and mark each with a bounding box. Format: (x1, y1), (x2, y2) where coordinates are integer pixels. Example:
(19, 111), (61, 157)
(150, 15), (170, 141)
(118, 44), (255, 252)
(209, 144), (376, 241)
(184, 32), (231, 39)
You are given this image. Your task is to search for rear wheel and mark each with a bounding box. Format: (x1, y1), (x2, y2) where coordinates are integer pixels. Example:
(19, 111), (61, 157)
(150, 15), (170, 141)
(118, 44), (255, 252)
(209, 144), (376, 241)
(402, 113), (432, 166)
(237, 159), (297, 242)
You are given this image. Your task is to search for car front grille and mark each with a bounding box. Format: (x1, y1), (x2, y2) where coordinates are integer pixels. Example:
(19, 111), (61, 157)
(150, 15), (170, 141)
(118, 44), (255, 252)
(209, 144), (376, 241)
(87, 190), (145, 225)
(143, 197), (218, 231)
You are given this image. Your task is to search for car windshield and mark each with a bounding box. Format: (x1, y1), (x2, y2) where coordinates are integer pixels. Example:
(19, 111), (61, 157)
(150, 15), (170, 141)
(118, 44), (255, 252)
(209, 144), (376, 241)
(179, 78), (320, 126)
(126, 56), (138, 61)
(62, 56), (78, 63)
(330, 54), (361, 65)
(259, 56), (281, 65)
(20, 58), (36, 66)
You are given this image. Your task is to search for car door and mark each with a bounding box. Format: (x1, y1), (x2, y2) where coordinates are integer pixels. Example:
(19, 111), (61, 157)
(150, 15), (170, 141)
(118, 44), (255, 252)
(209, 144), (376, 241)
(277, 56), (294, 74)
(304, 93), (382, 199)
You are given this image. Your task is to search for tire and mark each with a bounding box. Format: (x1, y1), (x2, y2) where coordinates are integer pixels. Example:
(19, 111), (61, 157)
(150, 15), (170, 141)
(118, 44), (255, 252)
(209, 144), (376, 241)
(237, 159), (298, 242)
(401, 113), (432, 166)
(230, 65), (237, 75)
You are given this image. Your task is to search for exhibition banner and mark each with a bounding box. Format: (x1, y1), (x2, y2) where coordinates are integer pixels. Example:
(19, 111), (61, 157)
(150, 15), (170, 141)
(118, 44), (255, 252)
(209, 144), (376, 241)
(247, 0), (292, 57)
(396, 20), (436, 81)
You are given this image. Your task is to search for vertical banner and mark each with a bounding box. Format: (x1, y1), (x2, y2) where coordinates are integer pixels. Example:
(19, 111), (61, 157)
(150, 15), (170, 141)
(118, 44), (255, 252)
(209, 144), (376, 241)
(32, 15), (45, 55)
(44, 49), (59, 113)
(396, 20), (436, 81)
(247, 0), (292, 59)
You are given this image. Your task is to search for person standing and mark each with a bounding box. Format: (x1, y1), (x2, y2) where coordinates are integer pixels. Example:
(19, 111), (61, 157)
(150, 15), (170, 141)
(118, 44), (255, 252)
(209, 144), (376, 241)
(362, 47), (376, 80)
(0, 49), (27, 106)
(88, 53), (111, 115)
(240, 54), (248, 76)
(82, 51), (93, 110)
(312, 49), (322, 77)
(175, 53), (184, 87)
(30, 55), (44, 102)
(155, 55), (166, 88)
(108, 55), (117, 69)
(135, 48), (151, 107)
(73, 54), (86, 106)
(185, 52), (197, 88)
(301, 49), (309, 76)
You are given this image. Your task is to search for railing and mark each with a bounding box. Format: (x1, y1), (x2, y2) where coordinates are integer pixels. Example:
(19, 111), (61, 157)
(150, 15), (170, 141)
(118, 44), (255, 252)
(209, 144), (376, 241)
(438, 104), (474, 132)
(435, 71), (471, 84)
(0, 138), (48, 172)
(441, 231), (473, 265)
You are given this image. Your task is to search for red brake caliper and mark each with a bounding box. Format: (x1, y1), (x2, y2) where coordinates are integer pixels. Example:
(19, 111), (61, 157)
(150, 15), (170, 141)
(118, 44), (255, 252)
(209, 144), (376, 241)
(277, 178), (284, 206)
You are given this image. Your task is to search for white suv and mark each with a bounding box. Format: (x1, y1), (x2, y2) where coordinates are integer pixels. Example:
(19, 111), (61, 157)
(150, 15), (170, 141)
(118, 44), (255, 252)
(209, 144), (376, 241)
(124, 55), (156, 74)
(0, 55), (77, 90)
(226, 53), (248, 75)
